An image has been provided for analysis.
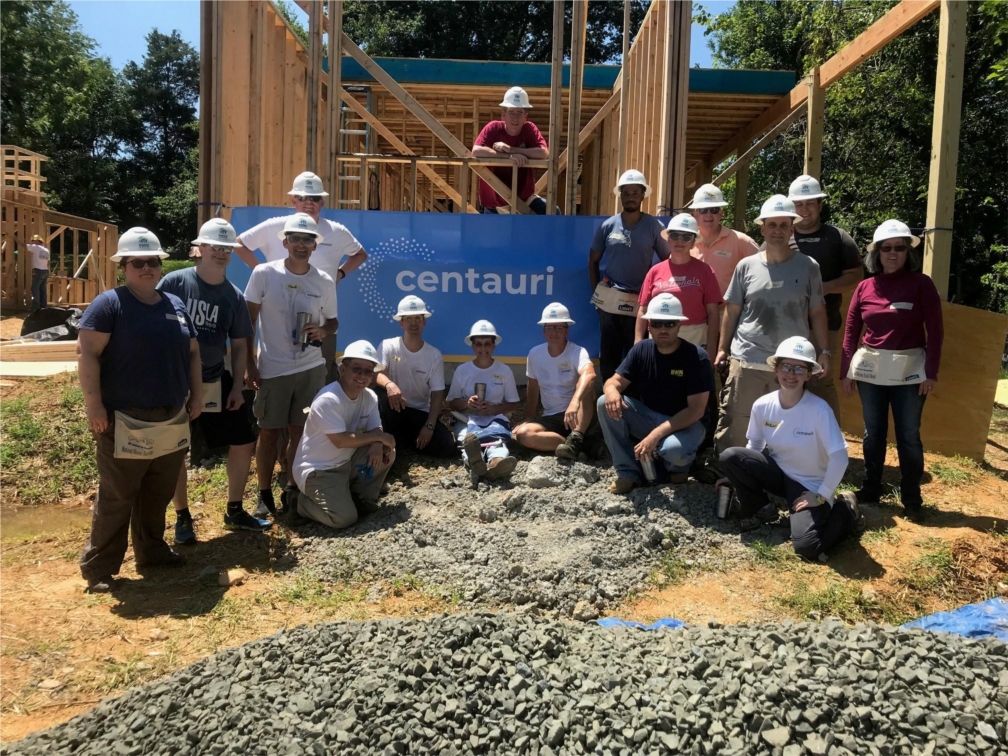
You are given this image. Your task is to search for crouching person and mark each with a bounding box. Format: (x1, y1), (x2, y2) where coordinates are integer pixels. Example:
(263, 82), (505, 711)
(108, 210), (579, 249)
(513, 302), (597, 459)
(292, 341), (396, 529)
(598, 294), (713, 494)
(718, 337), (864, 561)
(447, 320), (520, 481)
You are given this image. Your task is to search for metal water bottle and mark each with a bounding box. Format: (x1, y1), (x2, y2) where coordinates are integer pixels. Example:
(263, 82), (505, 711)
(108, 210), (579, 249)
(474, 382), (487, 402)
(640, 454), (656, 482)
(716, 484), (733, 519)
(295, 312), (312, 350)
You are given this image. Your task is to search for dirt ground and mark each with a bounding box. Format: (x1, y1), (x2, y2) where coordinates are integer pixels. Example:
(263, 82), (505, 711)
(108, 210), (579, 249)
(1, 375), (1006, 743)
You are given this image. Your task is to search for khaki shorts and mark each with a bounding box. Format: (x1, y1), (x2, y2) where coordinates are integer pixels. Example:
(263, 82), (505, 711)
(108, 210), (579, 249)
(253, 364), (327, 429)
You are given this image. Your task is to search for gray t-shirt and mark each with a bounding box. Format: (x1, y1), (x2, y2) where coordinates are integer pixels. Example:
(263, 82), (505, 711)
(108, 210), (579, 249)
(158, 267), (254, 382)
(725, 251), (825, 364)
(590, 213), (667, 292)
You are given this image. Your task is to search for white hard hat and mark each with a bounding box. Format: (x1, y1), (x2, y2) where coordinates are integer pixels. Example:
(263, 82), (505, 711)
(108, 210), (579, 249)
(755, 194), (802, 225)
(641, 293), (688, 322)
(788, 174), (827, 201)
(111, 227), (168, 262)
(499, 86), (532, 109)
(393, 295), (433, 321)
(690, 183), (728, 209)
(767, 336), (822, 374)
(661, 213), (699, 240)
(465, 319), (501, 345)
(537, 302), (575, 325)
(338, 339), (383, 370)
(276, 213), (325, 242)
(192, 218), (240, 247)
(867, 219), (921, 252)
(288, 171), (329, 197)
(614, 169), (651, 197)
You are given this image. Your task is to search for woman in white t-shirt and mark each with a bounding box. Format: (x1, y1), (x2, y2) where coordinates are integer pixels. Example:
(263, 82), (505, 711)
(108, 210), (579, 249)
(718, 337), (864, 562)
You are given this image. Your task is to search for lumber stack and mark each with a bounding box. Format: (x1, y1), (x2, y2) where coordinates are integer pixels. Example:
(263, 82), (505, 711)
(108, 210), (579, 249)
(0, 340), (79, 362)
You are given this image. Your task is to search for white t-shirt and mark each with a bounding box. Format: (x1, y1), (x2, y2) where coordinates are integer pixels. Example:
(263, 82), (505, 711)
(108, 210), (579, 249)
(526, 341), (591, 416)
(379, 337), (446, 412)
(27, 243), (50, 270)
(244, 260), (337, 379)
(447, 359), (519, 428)
(238, 214), (362, 308)
(746, 391), (848, 501)
(294, 382), (381, 490)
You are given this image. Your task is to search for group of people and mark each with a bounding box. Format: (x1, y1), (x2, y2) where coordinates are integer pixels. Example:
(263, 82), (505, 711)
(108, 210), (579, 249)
(74, 85), (944, 593)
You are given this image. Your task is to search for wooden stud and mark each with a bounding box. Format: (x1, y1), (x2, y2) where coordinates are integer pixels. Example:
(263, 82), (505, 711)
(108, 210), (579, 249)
(327, 0), (344, 193)
(565, 0), (588, 215)
(804, 67), (824, 180)
(536, 91), (620, 195)
(306, 1), (323, 171)
(546, 0), (564, 215)
(616, 0), (631, 189)
(657, 0), (690, 213)
(197, 0), (215, 226)
(247, 0), (264, 206)
(733, 162), (749, 232)
(410, 159), (418, 212)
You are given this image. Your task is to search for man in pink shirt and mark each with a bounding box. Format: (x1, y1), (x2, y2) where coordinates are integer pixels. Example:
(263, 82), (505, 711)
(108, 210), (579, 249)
(472, 86), (550, 214)
(689, 183), (759, 296)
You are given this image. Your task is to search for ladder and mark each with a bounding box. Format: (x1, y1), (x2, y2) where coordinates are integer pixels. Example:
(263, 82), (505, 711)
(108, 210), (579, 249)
(336, 85), (373, 208)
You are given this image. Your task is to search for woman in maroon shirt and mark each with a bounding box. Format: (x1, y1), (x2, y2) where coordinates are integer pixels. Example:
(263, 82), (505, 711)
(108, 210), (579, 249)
(840, 220), (944, 520)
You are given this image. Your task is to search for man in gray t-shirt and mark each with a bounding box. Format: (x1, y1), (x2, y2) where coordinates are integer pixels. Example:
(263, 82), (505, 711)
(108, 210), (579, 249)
(714, 195), (828, 454)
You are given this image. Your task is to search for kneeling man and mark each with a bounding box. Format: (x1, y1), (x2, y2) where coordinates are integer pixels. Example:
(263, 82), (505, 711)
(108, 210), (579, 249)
(292, 340), (396, 529)
(514, 302), (596, 459)
(598, 294), (714, 493)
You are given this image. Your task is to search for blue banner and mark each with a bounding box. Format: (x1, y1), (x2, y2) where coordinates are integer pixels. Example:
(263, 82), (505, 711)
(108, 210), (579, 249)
(228, 208), (623, 361)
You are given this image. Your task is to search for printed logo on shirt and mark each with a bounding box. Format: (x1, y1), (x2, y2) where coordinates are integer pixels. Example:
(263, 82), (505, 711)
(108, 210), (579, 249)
(669, 369), (684, 377)
(607, 232), (631, 248)
(904, 373), (921, 382)
(185, 298), (220, 331)
(671, 276), (702, 288)
(890, 302), (914, 310)
(763, 420), (781, 429)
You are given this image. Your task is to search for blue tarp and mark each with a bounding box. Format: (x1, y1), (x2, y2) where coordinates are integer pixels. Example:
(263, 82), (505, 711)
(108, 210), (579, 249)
(596, 617), (686, 631)
(903, 597), (1008, 642)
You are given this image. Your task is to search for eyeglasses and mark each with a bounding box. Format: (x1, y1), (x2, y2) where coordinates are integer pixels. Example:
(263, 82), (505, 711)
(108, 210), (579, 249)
(344, 365), (374, 377)
(776, 363), (810, 375)
(649, 320), (680, 329)
(543, 324), (568, 331)
(879, 243), (908, 253)
(206, 245), (233, 254)
(695, 207), (720, 215)
(666, 231), (695, 242)
(471, 339), (497, 347)
(294, 195), (323, 203)
(285, 233), (317, 245)
(126, 258), (162, 269)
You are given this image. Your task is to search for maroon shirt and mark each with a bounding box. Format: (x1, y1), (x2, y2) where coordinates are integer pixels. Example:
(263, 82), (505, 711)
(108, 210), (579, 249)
(841, 269), (944, 380)
(474, 121), (547, 208)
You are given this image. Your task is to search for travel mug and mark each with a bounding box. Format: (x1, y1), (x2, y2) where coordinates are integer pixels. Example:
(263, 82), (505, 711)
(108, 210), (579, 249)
(295, 312), (313, 350)
(640, 454), (656, 482)
(716, 484), (733, 519)
(474, 383), (487, 402)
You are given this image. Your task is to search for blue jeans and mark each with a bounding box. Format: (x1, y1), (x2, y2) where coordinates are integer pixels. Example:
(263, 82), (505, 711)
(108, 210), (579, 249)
(454, 421), (512, 466)
(481, 196), (550, 215)
(857, 381), (927, 507)
(596, 395), (706, 482)
(31, 269), (48, 311)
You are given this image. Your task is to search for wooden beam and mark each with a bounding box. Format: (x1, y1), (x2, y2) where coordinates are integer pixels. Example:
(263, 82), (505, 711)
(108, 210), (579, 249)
(546, 0), (564, 215)
(616, 0), (631, 183)
(657, 0), (691, 212)
(733, 162), (749, 232)
(535, 90), (620, 195)
(326, 0), (344, 195)
(923, 0), (967, 301)
(306, 1), (323, 171)
(712, 104), (805, 187)
(247, 0), (265, 206)
(197, 0), (215, 227)
(804, 66), (824, 179)
(565, 0), (588, 215)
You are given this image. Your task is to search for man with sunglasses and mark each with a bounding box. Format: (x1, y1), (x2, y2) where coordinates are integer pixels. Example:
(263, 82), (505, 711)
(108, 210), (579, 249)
(157, 219), (269, 543)
(688, 184), (759, 297)
(589, 170), (669, 381)
(598, 294), (714, 494)
(244, 213), (338, 517)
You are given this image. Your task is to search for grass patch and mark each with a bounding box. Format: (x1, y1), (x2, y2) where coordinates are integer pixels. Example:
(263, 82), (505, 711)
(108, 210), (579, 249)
(749, 540), (796, 565)
(389, 573), (425, 596)
(777, 581), (910, 625)
(862, 527), (901, 546)
(651, 552), (693, 587)
(930, 456), (978, 487)
(268, 572), (366, 609)
(904, 539), (955, 592)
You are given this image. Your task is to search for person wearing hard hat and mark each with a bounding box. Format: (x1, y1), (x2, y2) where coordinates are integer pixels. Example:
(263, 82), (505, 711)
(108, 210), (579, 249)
(598, 294), (714, 494)
(292, 340), (396, 529)
(841, 220), (943, 521)
(233, 171), (367, 381)
(375, 295), (456, 459)
(26, 233), (51, 311)
(689, 183), (759, 297)
(447, 320), (521, 481)
(157, 218), (270, 544)
(77, 228), (203, 593)
(513, 302), (599, 459)
(472, 86), (550, 214)
(713, 195), (829, 456)
(588, 169), (669, 381)
(244, 213), (338, 518)
(718, 337), (863, 560)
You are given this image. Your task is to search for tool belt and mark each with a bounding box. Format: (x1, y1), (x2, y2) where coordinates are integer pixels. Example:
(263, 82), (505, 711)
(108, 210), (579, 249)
(201, 380), (222, 413)
(114, 408), (191, 460)
(591, 281), (639, 316)
(847, 346), (926, 386)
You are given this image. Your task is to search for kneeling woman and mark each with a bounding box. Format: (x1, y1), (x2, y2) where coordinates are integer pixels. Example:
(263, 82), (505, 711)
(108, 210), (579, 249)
(719, 337), (863, 561)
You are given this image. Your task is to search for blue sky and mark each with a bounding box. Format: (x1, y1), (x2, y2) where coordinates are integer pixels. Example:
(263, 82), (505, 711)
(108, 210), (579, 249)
(69, 1), (729, 71)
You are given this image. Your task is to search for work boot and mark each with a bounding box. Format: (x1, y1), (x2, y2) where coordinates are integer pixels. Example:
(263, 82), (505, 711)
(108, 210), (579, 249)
(610, 478), (635, 495)
(837, 491), (866, 533)
(854, 486), (882, 505)
(555, 431), (584, 460)
(485, 456), (518, 481)
(463, 434), (487, 476)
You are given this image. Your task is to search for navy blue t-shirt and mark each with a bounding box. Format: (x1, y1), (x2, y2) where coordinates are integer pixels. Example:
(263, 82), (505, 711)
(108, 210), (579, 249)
(157, 267), (253, 382)
(79, 287), (196, 411)
(616, 339), (715, 421)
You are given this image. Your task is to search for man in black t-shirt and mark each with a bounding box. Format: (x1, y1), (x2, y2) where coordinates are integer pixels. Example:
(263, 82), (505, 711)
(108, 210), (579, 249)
(597, 294), (714, 494)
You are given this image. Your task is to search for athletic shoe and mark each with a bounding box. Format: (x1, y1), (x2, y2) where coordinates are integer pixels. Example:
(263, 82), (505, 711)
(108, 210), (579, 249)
(610, 478), (634, 495)
(224, 509), (272, 532)
(485, 456), (518, 481)
(463, 434), (487, 476)
(253, 490), (276, 518)
(555, 431), (584, 460)
(174, 516), (196, 546)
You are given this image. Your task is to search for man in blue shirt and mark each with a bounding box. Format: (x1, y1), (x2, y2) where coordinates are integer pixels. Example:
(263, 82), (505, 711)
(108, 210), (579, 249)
(588, 169), (668, 381)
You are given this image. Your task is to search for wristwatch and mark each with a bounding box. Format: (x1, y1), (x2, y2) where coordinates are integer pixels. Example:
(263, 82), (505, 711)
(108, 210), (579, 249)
(425, 422), (435, 430)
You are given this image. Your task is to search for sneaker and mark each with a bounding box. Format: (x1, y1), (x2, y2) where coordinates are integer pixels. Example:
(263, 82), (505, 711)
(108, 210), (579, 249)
(555, 431), (584, 460)
(224, 509), (272, 532)
(85, 576), (115, 594)
(174, 516), (196, 546)
(463, 434), (487, 476)
(253, 490), (276, 518)
(485, 456), (518, 481)
(610, 478), (635, 495)
(837, 491), (866, 533)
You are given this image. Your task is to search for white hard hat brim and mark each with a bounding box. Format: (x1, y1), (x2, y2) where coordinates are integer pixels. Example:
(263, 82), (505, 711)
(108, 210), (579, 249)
(337, 354), (384, 371)
(277, 229), (325, 242)
(660, 229), (698, 241)
(191, 237), (241, 247)
(788, 191), (827, 201)
(688, 200), (729, 209)
(867, 234), (921, 253)
(287, 189), (329, 197)
(754, 211), (802, 225)
(537, 317), (575, 325)
(614, 183), (652, 198)
(393, 309), (433, 321)
(766, 355), (822, 374)
(110, 251), (170, 262)
(465, 333), (501, 345)
(499, 100), (532, 109)
(641, 312), (689, 322)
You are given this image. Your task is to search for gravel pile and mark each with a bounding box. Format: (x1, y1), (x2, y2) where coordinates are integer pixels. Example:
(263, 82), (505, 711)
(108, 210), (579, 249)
(8, 613), (1006, 755)
(294, 457), (779, 617)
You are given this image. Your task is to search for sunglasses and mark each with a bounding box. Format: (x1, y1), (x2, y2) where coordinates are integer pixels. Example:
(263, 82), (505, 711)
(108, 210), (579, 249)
(206, 245), (233, 254)
(695, 207), (720, 215)
(666, 231), (696, 242)
(543, 324), (568, 331)
(344, 365), (374, 377)
(776, 363), (811, 375)
(126, 258), (162, 270)
(285, 233), (317, 245)
(879, 244), (908, 253)
(649, 320), (681, 329)
(294, 195), (323, 203)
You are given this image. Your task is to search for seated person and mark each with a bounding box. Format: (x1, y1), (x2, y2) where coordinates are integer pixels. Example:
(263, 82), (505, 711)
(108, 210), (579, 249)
(598, 294), (714, 494)
(292, 340), (396, 529)
(718, 337), (864, 562)
(375, 295), (456, 459)
(514, 302), (597, 459)
(447, 320), (520, 481)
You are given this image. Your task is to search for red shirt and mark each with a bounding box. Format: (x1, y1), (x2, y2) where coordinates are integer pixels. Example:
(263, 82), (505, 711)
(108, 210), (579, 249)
(841, 269), (944, 380)
(638, 257), (723, 326)
(474, 121), (547, 208)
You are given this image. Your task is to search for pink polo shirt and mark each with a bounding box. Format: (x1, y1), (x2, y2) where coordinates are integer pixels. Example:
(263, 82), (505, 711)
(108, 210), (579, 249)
(690, 225), (759, 296)
(638, 258), (722, 326)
